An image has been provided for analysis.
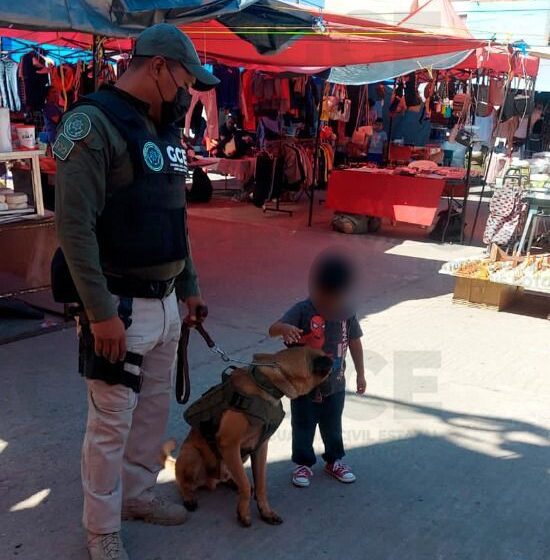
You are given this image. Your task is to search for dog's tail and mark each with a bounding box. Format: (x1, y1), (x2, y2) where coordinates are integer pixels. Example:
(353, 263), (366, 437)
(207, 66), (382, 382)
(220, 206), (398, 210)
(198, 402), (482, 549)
(161, 438), (178, 471)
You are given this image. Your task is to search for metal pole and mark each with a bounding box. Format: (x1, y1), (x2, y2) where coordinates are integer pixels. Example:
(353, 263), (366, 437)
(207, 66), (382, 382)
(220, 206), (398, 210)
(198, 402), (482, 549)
(460, 143), (473, 244)
(92, 35), (103, 92)
(308, 83), (324, 228)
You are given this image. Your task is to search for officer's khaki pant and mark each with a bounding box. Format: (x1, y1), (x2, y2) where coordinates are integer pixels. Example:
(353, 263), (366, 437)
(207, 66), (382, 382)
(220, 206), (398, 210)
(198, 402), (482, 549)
(81, 293), (181, 534)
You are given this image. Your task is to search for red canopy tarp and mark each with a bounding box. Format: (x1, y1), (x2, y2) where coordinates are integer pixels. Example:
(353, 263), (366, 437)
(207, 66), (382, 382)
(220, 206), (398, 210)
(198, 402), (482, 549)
(455, 46), (540, 78)
(180, 17), (483, 69)
(0, 10), (484, 70)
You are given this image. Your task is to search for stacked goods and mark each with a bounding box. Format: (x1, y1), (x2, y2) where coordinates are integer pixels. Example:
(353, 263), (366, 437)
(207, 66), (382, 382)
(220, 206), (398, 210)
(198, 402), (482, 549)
(5, 193), (28, 209)
(441, 252), (550, 293)
(0, 190), (30, 213)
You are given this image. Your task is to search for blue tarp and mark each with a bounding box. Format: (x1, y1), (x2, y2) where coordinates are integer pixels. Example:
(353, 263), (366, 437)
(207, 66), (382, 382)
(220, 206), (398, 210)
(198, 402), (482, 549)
(0, 0), (258, 37)
(328, 51), (471, 85)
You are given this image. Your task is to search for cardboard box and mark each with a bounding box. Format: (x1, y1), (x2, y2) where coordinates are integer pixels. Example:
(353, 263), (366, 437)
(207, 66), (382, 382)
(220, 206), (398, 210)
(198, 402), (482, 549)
(453, 277), (521, 311)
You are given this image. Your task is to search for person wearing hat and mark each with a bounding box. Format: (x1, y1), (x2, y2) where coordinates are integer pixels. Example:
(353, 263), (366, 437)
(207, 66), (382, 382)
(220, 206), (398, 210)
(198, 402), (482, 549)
(54, 24), (219, 560)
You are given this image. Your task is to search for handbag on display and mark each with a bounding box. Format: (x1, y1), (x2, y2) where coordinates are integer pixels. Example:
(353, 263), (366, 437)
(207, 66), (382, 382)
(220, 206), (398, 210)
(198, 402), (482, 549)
(452, 93), (471, 117)
(483, 181), (527, 247)
(324, 84), (350, 121)
(351, 126), (372, 146)
(455, 128), (473, 147)
(342, 98), (352, 123)
(503, 89), (533, 121)
(476, 84), (493, 117)
(350, 85), (372, 147)
(489, 78), (505, 107)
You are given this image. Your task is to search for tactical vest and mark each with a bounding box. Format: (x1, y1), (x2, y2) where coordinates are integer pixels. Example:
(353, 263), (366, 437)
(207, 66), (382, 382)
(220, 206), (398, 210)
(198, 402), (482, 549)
(184, 367), (285, 458)
(79, 87), (189, 268)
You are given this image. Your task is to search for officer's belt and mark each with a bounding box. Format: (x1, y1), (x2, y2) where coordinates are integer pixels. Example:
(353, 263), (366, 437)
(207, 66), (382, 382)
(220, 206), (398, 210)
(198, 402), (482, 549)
(105, 274), (176, 299)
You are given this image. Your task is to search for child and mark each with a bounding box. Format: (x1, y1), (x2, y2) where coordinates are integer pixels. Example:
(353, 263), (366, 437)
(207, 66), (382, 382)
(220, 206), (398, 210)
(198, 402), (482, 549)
(269, 251), (365, 488)
(367, 118), (387, 165)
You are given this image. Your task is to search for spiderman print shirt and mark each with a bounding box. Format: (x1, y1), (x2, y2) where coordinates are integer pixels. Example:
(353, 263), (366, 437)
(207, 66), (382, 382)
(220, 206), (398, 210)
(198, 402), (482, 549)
(280, 299), (363, 396)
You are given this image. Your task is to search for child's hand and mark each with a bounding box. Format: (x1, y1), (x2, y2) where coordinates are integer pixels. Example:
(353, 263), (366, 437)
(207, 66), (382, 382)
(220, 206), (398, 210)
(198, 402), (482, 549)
(281, 324), (303, 345)
(356, 373), (367, 394)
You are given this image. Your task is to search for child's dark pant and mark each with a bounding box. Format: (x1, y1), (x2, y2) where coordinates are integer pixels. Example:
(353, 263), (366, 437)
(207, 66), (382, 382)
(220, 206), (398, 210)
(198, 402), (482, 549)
(291, 391), (345, 467)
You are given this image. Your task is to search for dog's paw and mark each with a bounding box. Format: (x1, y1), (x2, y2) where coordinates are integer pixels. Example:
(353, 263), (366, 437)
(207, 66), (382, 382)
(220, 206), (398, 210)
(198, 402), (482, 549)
(183, 499), (198, 512)
(221, 478), (238, 491)
(237, 509), (252, 528)
(259, 509), (283, 525)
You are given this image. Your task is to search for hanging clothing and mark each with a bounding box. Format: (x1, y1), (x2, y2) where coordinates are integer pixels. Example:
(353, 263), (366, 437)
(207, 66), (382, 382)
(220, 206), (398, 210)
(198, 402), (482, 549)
(257, 116), (281, 148)
(241, 70), (257, 132)
(213, 65), (240, 110)
(19, 51), (49, 112)
(0, 58), (20, 112)
(184, 87), (219, 143)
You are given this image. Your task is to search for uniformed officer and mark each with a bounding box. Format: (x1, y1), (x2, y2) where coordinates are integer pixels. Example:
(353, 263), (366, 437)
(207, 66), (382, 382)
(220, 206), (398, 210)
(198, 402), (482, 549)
(54, 24), (219, 560)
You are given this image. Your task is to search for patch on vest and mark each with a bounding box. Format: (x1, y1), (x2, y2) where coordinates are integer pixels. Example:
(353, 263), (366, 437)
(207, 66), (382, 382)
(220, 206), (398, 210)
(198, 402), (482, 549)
(143, 141), (164, 172)
(64, 112), (92, 141)
(52, 133), (75, 161)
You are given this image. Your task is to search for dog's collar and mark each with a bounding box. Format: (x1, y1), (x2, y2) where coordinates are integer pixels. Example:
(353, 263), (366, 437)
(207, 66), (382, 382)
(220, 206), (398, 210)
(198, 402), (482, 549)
(248, 365), (285, 400)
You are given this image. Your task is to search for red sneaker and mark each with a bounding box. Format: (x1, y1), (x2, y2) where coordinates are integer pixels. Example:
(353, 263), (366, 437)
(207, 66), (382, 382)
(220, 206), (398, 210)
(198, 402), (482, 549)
(325, 460), (356, 483)
(292, 465), (313, 488)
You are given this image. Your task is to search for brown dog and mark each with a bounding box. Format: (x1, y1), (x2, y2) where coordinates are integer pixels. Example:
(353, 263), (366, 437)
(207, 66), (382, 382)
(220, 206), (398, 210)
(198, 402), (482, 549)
(164, 346), (332, 527)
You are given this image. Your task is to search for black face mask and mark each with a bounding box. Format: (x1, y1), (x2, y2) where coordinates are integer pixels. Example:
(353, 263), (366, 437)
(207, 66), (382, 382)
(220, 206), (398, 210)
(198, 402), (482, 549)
(157, 68), (192, 126)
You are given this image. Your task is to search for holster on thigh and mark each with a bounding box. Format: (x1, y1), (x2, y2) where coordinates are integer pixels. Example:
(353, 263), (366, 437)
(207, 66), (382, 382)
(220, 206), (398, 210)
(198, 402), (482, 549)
(78, 312), (144, 393)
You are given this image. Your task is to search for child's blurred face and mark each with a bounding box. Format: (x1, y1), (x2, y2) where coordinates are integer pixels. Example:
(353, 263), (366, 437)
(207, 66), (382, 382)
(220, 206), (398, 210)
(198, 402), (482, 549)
(374, 122), (383, 132)
(309, 284), (347, 315)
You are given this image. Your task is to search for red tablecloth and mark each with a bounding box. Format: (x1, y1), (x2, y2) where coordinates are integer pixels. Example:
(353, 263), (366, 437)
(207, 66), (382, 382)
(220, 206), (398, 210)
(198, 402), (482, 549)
(326, 169), (447, 227)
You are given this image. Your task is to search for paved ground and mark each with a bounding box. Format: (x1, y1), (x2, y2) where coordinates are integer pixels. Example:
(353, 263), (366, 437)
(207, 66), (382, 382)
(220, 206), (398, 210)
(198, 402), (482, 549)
(1, 203), (549, 560)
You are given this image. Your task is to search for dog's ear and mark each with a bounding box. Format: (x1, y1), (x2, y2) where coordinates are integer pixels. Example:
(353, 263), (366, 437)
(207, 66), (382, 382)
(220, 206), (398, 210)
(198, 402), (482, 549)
(312, 355), (333, 377)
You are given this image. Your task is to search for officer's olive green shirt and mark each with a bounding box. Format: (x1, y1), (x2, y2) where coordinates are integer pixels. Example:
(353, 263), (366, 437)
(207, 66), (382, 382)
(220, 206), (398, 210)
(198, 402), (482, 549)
(55, 89), (200, 322)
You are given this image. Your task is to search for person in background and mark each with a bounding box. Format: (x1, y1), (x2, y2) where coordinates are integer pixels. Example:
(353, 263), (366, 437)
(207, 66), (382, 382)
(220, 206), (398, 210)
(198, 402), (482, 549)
(43, 86), (63, 146)
(215, 112), (253, 158)
(189, 99), (207, 148)
(367, 99), (378, 124)
(269, 250), (366, 489)
(374, 83), (386, 119)
(216, 112), (237, 155)
(367, 118), (387, 165)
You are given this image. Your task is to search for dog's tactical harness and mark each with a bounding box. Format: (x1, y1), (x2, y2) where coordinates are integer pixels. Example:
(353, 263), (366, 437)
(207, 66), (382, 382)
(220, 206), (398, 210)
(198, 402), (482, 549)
(184, 366), (285, 458)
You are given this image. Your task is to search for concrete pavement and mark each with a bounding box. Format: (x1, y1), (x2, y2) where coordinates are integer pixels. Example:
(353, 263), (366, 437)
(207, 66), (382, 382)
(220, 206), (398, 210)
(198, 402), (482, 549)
(1, 211), (549, 560)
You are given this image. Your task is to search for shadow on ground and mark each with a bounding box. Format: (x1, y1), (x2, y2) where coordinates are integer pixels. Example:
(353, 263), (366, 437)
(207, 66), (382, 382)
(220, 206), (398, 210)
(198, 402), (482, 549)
(2, 385), (548, 560)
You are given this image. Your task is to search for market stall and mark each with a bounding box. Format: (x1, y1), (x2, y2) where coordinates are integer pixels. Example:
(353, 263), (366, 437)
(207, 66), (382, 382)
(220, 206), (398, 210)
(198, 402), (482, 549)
(327, 168), (448, 227)
(440, 245), (550, 312)
(327, 163), (472, 222)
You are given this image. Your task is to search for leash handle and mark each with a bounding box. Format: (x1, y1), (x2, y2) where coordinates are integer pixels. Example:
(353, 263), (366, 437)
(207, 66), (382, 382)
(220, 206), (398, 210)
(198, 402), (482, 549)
(196, 323), (216, 348)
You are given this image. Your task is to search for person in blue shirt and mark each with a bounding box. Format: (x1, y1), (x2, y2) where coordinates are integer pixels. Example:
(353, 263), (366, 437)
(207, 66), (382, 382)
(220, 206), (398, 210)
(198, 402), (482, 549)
(269, 250), (366, 488)
(42, 86), (63, 145)
(367, 118), (387, 165)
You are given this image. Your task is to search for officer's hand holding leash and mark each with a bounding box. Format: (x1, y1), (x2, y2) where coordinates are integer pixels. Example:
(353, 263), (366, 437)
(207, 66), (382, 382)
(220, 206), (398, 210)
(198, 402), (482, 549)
(184, 295), (208, 325)
(90, 315), (127, 364)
